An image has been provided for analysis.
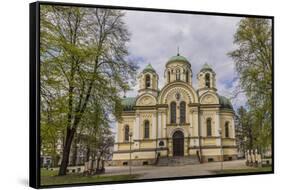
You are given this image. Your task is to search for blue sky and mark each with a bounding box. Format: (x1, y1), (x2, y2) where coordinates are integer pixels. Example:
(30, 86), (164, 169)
(122, 10), (247, 111)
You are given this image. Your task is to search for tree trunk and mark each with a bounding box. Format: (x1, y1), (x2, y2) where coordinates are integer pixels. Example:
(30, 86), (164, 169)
(86, 145), (91, 162)
(58, 127), (76, 176)
(71, 136), (78, 166)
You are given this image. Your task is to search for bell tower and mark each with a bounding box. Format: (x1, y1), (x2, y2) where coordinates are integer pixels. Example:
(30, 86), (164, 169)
(164, 53), (192, 85)
(197, 63), (217, 96)
(138, 64), (158, 96)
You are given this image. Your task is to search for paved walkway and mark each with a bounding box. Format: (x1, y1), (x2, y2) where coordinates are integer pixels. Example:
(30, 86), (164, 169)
(103, 159), (250, 179)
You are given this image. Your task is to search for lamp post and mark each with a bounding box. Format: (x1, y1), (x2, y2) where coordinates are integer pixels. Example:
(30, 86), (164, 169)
(188, 133), (191, 155)
(129, 131), (133, 175)
(218, 129), (223, 171)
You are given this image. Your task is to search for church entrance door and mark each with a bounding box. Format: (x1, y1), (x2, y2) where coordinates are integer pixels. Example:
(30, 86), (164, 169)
(172, 131), (184, 156)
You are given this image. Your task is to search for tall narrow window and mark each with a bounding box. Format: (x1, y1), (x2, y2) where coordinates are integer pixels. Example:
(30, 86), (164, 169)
(205, 73), (210, 88)
(124, 125), (129, 141)
(145, 74), (151, 88)
(225, 122), (229, 138)
(167, 71), (170, 83)
(186, 70), (189, 82)
(180, 101), (186, 124)
(170, 102), (176, 124)
(207, 118), (212, 136)
(176, 69), (181, 80)
(144, 120), (150, 139)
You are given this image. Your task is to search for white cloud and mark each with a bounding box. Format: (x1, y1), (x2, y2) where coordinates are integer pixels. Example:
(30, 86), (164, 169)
(123, 10), (246, 110)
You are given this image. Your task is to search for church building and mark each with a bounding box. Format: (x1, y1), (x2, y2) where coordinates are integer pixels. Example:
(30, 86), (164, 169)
(112, 54), (237, 166)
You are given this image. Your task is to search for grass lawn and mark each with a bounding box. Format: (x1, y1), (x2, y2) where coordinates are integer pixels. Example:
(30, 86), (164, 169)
(213, 166), (272, 174)
(41, 169), (140, 186)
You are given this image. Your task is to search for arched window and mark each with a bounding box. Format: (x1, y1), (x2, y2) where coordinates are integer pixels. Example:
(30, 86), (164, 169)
(207, 118), (212, 136)
(186, 70), (189, 82)
(144, 120), (150, 139)
(180, 101), (186, 124)
(167, 71), (170, 83)
(225, 122), (229, 138)
(176, 69), (181, 80)
(170, 102), (177, 124)
(124, 125), (129, 141)
(205, 73), (210, 88)
(145, 74), (151, 88)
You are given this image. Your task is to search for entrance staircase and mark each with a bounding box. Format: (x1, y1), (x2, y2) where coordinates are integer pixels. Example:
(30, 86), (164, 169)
(157, 156), (200, 166)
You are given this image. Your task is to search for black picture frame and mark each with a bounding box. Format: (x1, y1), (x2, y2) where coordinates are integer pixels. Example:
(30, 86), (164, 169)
(30, 1), (274, 189)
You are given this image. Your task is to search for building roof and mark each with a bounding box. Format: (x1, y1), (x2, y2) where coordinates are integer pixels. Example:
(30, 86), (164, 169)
(142, 64), (156, 73)
(121, 97), (136, 111)
(219, 95), (233, 110)
(121, 96), (233, 111)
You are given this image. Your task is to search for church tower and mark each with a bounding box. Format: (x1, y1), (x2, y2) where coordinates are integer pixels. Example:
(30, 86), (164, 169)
(197, 63), (217, 96)
(138, 64), (158, 96)
(164, 53), (192, 85)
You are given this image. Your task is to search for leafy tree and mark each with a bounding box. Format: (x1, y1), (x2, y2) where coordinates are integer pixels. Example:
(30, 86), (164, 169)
(229, 18), (272, 155)
(40, 5), (138, 175)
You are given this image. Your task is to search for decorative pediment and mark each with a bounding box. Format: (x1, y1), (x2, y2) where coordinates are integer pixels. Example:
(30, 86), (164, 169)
(158, 82), (198, 104)
(164, 87), (192, 104)
(136, 95), (156, 106)
(200, 93), (219, 104)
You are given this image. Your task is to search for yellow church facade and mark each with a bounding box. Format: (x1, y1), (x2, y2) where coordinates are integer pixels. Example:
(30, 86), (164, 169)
(112, 54), (237, 166)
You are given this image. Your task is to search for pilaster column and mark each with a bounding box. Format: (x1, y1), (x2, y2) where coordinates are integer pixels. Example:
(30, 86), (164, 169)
(232, 118), (236, 145)
(184, 138), (188, 156)
(158, 112), (162, 138)
(163, 111), (167, 138)
(135, 114), (140, 140)
(168, 139), (173, 157)
(152, 112), (156, 139)
(215, 111), (221, 146)
(176, 102), (180, 124)
(114, 122), (119, 151)
(189, 109), (193, 135)
(115, 122), (119, 142)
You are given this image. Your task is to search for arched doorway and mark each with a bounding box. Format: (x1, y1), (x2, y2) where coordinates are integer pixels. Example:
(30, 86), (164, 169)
(173, 131), (184, 156)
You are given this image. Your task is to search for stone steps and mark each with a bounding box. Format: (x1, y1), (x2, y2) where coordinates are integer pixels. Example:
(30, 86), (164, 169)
(157, 156), (200, 166)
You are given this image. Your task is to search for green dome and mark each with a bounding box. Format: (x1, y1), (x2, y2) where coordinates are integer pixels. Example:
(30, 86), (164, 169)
(167, 54), (189, 64)
(121, 97), (136, 111)
(219, 95), (233, 110)
(142, 64), (156, 73)
(200, 63), (213, 72)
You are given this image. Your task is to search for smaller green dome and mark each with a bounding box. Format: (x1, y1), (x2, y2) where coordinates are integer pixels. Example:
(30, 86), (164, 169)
(142, 64), (156, 73)
(200, 63), (213, 72)
(121, 97), (136, 111)
(219, 95), (233, 110)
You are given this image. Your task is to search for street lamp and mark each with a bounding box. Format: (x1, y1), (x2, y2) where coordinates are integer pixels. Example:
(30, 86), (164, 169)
(218, 128), (223, 171)
(129, 131), (133, 175)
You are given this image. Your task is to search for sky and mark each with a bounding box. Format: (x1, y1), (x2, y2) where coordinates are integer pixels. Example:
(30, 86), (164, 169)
(122, 10), (247, 111)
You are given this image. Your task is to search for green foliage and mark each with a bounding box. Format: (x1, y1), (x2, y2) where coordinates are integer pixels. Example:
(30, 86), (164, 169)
(229, 18), (272, 155)
(40, 5), (138, 173)
(214, 166), (272, 174)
